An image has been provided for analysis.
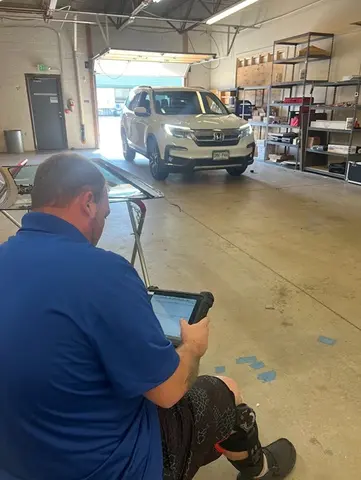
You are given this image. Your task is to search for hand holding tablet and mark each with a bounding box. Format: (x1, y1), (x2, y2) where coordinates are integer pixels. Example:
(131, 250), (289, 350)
(180, 317), (210, 357)
(148, 288), (214, 346)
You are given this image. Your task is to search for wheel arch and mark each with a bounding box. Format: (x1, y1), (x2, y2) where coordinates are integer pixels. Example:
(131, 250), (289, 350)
(146, 133), (157, 152)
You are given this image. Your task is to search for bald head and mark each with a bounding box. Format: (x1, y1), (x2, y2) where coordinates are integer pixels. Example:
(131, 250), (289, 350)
(31, 153), (106, 209)
(31, 153), (110, 246)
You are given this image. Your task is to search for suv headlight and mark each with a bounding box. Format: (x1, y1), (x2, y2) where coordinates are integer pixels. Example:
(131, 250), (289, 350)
(164, 124), (193, 139)
(238, 124), (252, 140)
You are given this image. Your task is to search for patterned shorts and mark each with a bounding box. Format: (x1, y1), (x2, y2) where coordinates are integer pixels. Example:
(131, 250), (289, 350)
(158, 375), (237, 480)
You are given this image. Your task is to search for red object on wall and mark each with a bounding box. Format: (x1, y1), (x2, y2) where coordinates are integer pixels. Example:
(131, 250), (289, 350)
(290, 117), (299, 127)
(284, 97), (314, 104)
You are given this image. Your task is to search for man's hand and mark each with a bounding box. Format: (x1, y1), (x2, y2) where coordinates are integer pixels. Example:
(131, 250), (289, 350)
(180, 317), (210, 358)
(145, 318), (210, 408)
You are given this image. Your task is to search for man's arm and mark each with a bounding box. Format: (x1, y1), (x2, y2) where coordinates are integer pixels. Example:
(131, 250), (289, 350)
(145, 318), (209, 409)
(90, 252), (209, 407)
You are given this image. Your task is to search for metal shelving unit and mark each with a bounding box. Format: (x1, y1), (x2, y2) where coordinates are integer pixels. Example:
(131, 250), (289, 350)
(265, 32), (334, 168)
(304, 80), (361, 180)
(239, 86), (270, 161)
(238, 85), (270, 121)
(218, 87), (238, 114)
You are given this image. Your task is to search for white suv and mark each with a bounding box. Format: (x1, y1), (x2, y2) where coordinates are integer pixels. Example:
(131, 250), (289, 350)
(121, 86), (255, 180)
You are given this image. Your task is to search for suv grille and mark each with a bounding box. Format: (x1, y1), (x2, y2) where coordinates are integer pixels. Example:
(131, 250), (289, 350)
(192, 129), (240, 147)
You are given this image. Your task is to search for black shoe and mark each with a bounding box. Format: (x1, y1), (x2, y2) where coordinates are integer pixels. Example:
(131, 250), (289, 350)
(237, 439), (296, 479)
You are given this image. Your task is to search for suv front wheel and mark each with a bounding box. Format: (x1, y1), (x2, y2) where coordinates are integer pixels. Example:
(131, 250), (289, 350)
(121, 128), (136, 162)
(148, 137), (169, 181)
(226, 165), (248, 177)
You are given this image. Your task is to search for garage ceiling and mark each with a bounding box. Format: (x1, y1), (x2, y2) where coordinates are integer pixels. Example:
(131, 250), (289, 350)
(0, 0), (243, 32)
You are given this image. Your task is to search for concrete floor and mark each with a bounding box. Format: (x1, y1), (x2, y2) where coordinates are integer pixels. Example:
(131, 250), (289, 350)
(1, 120), (361, 479)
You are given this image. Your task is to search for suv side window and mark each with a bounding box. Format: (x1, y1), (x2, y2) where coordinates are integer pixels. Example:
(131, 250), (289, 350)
(202, 92), (224, 115)
(125, 91), (135, 109)
(138, 91), (151, 114)
(126, 92), (141, 111)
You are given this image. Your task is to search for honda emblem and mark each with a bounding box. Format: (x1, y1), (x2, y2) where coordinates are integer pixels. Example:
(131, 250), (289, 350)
(213, 131), (224, 142)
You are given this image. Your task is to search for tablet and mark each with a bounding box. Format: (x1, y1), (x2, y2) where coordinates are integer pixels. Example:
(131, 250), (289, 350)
(148, 288), (214, 346)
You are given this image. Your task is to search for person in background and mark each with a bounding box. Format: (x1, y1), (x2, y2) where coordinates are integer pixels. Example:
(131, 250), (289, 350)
(0, 153), (296, 480)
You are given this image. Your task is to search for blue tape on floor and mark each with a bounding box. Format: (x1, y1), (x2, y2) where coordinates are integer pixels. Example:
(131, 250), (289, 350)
(250, 361), (265, 370)
(236, 356), (257, 364)
(215, 366), (226, 374)
(318, 336), (336, 346)
(257, 371), (276, 383)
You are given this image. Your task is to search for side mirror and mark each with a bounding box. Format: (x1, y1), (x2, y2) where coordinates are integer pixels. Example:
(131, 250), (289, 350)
(134, 106), (150, 117)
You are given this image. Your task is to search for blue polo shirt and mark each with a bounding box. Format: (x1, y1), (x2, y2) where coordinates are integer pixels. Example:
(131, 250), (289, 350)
(0, 212), (180, 480)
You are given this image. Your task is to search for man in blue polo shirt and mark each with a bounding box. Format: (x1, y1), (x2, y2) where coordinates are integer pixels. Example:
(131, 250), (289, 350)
(0, 153), (295, 480)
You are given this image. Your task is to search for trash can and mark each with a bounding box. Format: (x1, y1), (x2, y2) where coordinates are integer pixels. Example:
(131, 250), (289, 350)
(4, 130), (24, 154)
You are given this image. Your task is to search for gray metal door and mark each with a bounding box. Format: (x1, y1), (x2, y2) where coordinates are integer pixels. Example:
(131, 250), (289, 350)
(26, 75), (67, 151)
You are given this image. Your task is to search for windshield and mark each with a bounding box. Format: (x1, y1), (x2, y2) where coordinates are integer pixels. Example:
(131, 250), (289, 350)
(153, 90), (229, 116)
(200, 92), (229, 115)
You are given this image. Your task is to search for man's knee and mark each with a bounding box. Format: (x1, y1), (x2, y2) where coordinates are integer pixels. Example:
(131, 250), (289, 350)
(216, 376), (243, 405)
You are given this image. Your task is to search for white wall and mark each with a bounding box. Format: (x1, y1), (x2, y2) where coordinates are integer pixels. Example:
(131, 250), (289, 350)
(210, 0), (361, 90)
(92, 22), (184, 53)
(0, 20), (96, 152)
(187, 31), (212, 89)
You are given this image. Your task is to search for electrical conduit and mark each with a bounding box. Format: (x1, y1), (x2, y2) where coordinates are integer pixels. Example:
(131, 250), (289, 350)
(73, 15), (86, 144)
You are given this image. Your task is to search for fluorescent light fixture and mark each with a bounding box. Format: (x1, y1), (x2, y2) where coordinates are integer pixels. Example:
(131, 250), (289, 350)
(206, 0), (261, 25)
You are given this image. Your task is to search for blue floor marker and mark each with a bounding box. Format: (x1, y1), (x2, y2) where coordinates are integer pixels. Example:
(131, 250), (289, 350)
(257, 371), (276, 383)
(236, 356), (257, 364)
(250, 361), (265, 370)
(215, 366), (226, 374)
(318, 336), (336, 346)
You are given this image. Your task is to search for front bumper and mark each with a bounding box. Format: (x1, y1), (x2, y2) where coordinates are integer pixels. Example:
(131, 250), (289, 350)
(164, 141), (255, 171)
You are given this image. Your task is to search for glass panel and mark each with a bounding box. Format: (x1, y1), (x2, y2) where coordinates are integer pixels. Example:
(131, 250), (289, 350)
(0, 160), (163, 211)
(154, 90), (202, 115)
(200, 92), (229, 115)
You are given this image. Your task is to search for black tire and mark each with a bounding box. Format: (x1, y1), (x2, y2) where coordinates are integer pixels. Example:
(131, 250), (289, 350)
(226, 165), (248, 177)
(121, 129), (136, 162)
(147, 137), (169, 181)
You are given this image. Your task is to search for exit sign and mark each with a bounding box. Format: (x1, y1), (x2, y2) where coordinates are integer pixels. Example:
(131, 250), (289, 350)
(37, 64), (51, 72)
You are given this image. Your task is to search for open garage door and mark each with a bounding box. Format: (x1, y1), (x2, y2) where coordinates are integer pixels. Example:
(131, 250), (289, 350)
(94, 48), (215, 150)
(94, 47), (215, 70)
(94, 48), (216, 88)
(94, 48), (216, 114)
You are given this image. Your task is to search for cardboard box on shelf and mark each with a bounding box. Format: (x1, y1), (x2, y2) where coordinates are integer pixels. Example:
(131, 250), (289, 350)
(310, 120), (348, 130)
(298, 45), (330, 57)
(328, 144), (361, 155)
(284, 97), (313, 104)
(256, 139), (267, 160)
(269, 116), (288, 124)
(268, 154), (283, 162)
(268, 153), (295, 163)
(307, 137), (321, 148)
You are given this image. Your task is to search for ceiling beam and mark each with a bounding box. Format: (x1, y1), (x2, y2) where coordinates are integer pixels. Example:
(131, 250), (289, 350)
(180, 0), (197, 32)
(42, 0), (57, 20)
(114, 0), (155, 31)
(48, 7), (246, 29)
(179, 0), (225, 32)
(198, 0), (213, 15)
(213, 0), (222, 14)
(159, 0), (193, 19)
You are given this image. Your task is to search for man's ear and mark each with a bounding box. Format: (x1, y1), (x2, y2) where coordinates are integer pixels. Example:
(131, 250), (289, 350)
(79, 191), (97, 218)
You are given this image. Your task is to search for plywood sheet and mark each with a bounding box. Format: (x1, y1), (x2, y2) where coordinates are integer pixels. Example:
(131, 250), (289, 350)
(236, 51), (285, 87)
